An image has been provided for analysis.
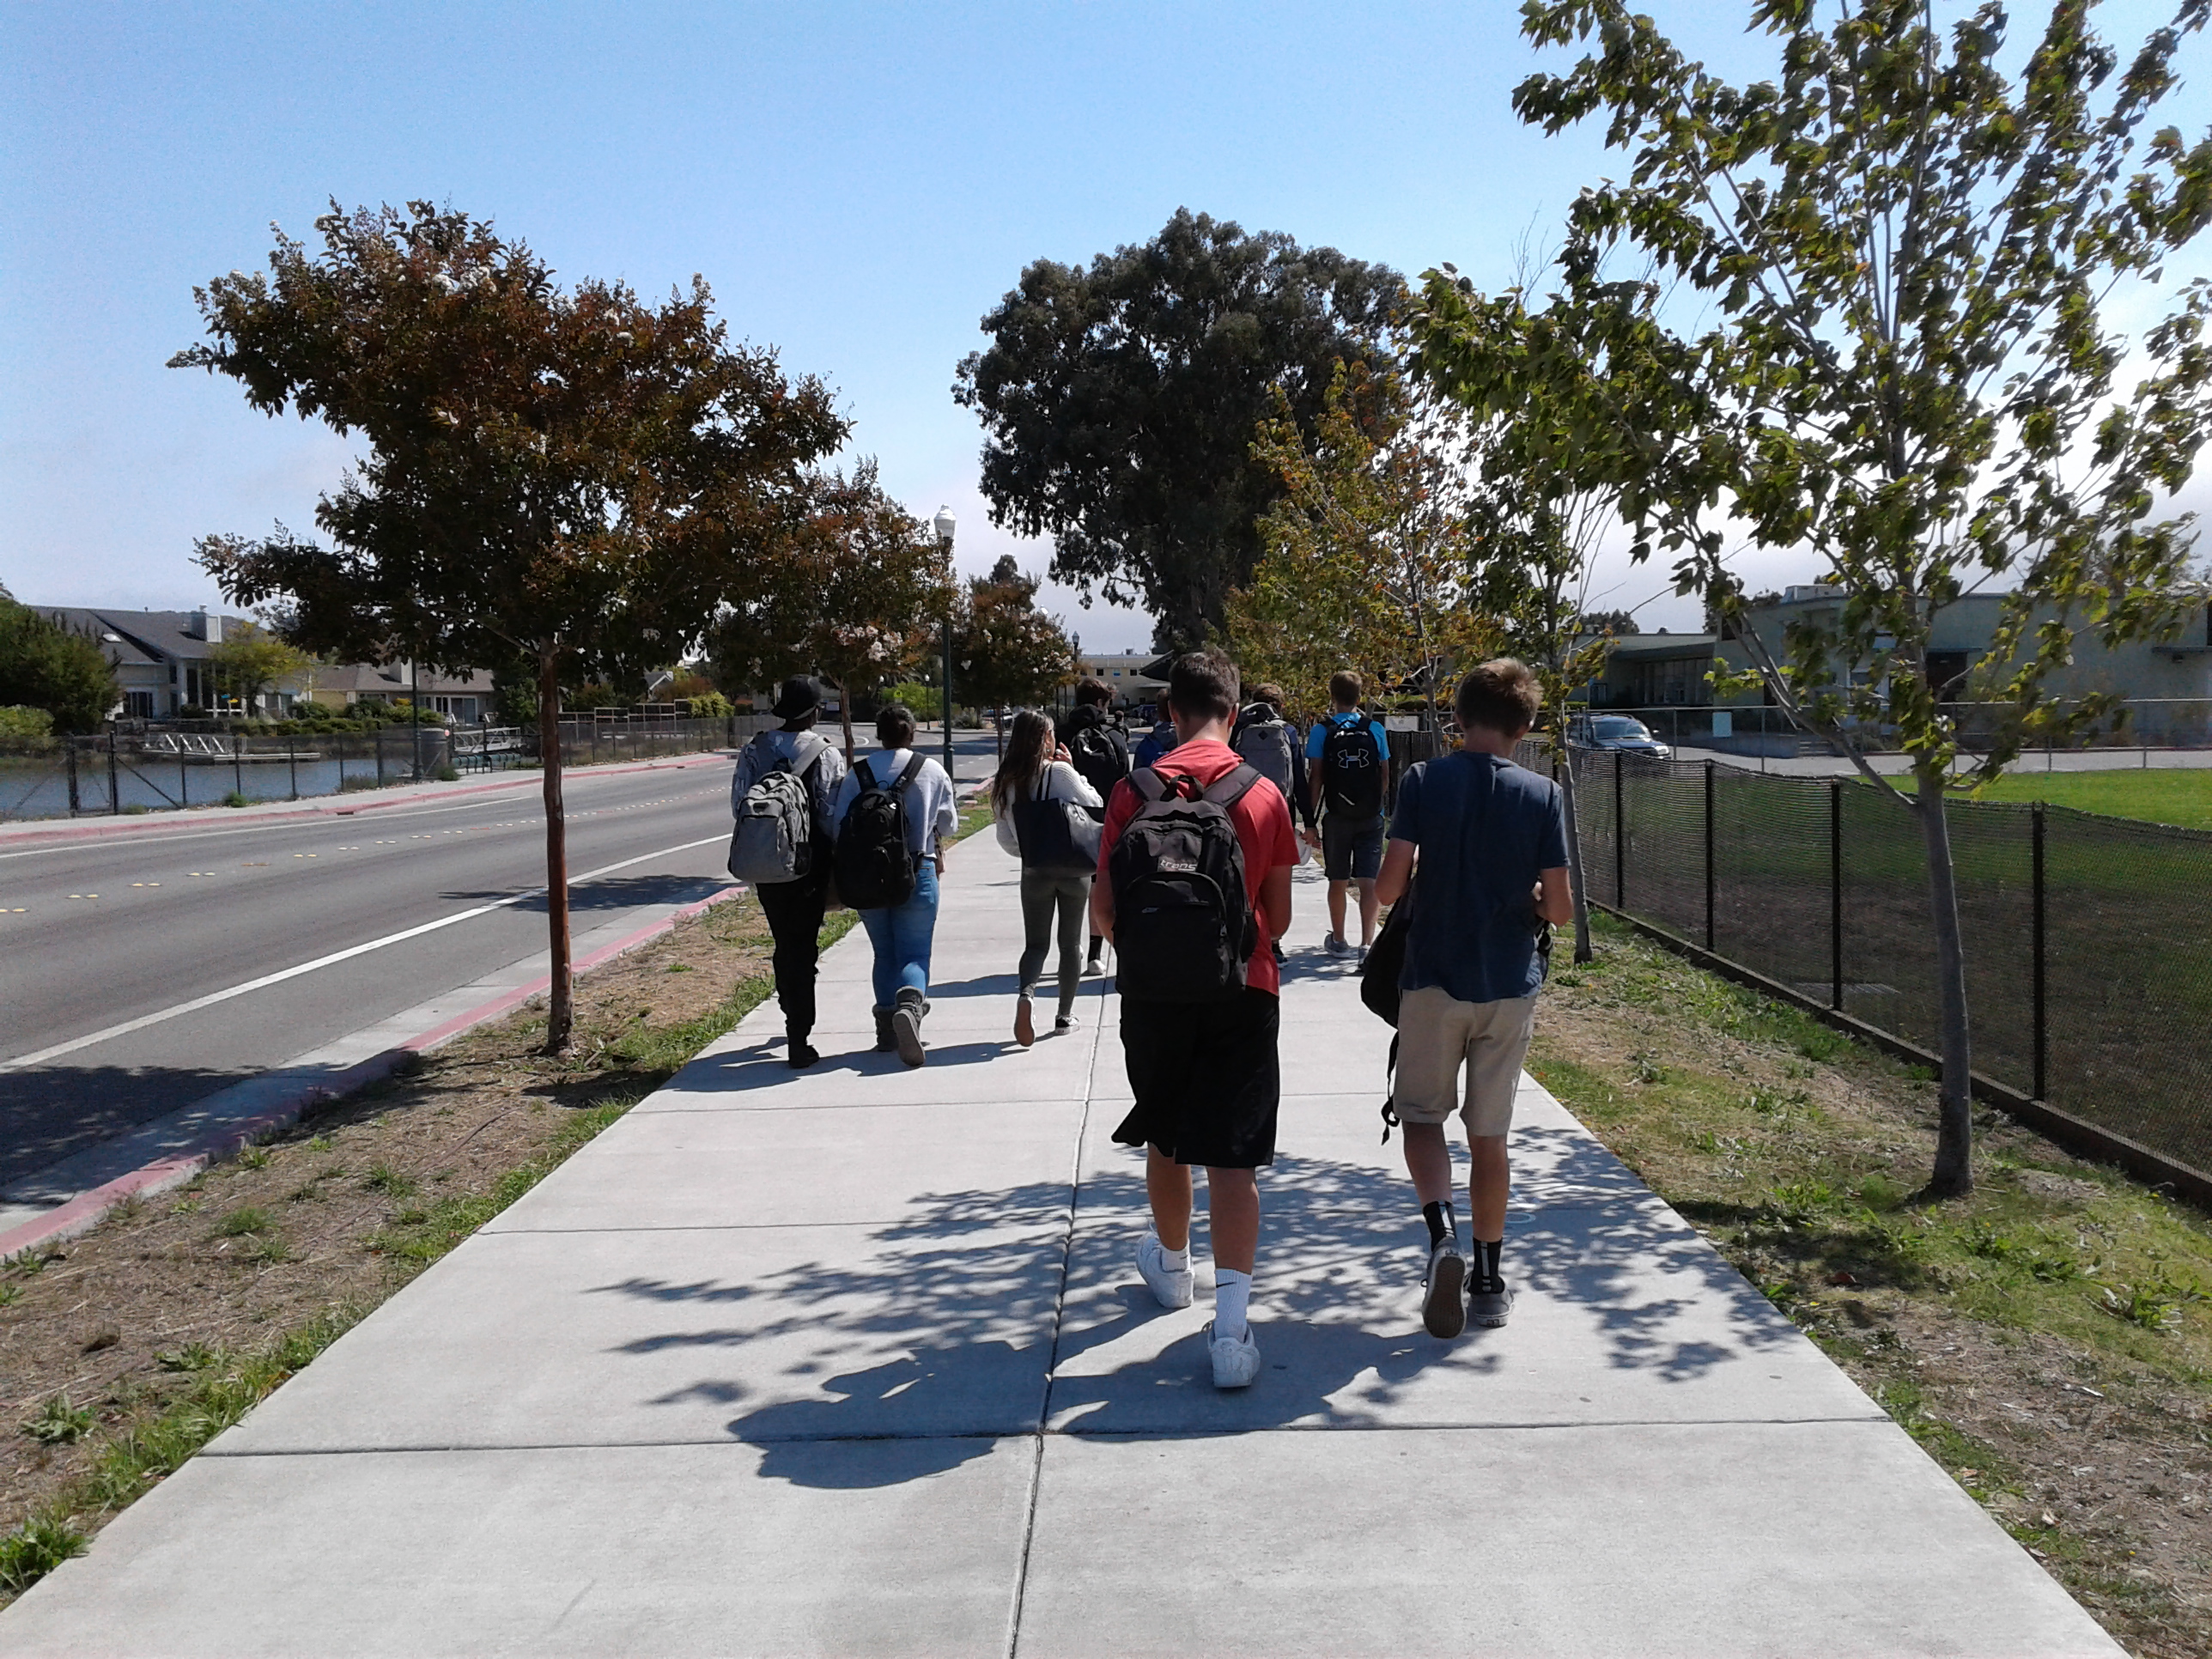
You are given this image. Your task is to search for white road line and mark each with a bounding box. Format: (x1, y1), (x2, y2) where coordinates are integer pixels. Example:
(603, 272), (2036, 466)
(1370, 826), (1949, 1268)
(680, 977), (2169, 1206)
(0, 835), (730, 1072)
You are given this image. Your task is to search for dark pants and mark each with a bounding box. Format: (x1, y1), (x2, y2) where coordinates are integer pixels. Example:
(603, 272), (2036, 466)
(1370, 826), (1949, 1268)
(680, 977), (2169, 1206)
(757, 872), (829, 1036)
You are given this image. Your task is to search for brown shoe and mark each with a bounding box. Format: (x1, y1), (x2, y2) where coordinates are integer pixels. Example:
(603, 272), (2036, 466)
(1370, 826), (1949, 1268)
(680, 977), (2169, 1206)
(1013, 994), (1036, 1048)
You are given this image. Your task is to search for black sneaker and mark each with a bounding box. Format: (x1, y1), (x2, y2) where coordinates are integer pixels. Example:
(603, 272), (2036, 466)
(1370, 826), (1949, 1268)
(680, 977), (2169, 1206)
(1421, 1238), (1468, 1339)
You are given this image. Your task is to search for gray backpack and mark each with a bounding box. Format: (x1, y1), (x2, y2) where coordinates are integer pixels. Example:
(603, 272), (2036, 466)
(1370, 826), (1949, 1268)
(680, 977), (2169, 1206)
(728, 732), (829, 884)
(1231, 704), (1298, 804)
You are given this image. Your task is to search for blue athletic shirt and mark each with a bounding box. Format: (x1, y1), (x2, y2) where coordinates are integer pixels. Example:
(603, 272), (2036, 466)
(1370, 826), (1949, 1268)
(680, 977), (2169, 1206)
(1388, 750), (1568, 1005)
(1304, 711), (1390, 763)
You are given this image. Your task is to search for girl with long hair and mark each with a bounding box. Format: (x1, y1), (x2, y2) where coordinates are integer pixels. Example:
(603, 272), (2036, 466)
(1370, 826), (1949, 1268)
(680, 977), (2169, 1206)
(991, 708), (1103, 1045)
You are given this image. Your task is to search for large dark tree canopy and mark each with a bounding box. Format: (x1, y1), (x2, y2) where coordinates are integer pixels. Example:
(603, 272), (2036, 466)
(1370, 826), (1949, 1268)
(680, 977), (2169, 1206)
(954, 209), (1401, 647)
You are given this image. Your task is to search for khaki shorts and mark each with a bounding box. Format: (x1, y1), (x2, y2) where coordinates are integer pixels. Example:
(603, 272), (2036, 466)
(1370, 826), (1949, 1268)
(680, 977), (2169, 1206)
(1394, 986), (1538, 1138)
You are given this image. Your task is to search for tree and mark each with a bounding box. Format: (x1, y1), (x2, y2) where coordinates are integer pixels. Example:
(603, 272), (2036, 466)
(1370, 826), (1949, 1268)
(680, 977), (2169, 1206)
(708, 461), (953, 757)
(0, 600), (118, 732)
(1411, 267), (1699, 963)
(1230, 359), (1493, 728)
(1580, 609), (1639, 636)
(956, 556), (1080, 753)
(1516, 0), (2212, 1194)
(955, 209), (1403, 647)
(207, 628), (314, 714)
(179, 201), (844, 1050)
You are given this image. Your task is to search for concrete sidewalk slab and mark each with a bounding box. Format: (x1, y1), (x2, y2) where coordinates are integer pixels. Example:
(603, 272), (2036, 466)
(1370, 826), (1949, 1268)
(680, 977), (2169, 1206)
(483, 1097), (1084, 1231)
(213, 1219), (1068, 1452)
(0, 1438), (1035, 1658)
(0, 827), (2122, 1657)
(1015, 1423), (2112, 1659)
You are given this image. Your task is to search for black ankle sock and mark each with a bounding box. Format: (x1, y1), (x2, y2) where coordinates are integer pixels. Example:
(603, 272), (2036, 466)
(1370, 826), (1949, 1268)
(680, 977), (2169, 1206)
(1422, 1200), (1459, 1249)
(1474, 1237), (1503, 1291)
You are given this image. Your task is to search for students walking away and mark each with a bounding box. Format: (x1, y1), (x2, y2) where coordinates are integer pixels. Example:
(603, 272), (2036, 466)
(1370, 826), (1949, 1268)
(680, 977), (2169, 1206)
(831, 702), (958, 1067)
(1092, 648), (1298, 1389)
(729, 677), (848, 1068)
(1233, 683), (1317, 847)
(1305, 671), (1392, 959)
(1374, 659), (1572, 1338)
(1055, 678), (1129, 974)
(993, 709), (1103, 1045)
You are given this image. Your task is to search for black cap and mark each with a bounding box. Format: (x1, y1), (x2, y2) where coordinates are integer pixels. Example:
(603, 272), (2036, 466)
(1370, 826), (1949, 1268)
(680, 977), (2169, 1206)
(771, 676), (823, 720)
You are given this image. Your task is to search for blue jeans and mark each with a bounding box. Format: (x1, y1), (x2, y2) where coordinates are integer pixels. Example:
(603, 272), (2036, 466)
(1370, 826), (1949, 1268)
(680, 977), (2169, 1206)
(859, 857), (939, 1007)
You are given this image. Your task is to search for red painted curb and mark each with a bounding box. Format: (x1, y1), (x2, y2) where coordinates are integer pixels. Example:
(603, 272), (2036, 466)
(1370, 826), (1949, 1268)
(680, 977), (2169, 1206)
(0, 750), (736, 847)
(0, 883), (748, 1262)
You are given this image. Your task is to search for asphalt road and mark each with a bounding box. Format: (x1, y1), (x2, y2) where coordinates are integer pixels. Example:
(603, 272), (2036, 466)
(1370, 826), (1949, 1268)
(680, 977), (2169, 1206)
(0, 732), (1004, 1194)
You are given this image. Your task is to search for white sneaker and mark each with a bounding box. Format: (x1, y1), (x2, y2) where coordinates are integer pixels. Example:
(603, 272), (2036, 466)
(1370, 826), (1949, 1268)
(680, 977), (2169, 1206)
(1136, 1234), (1194, 1309)
(1207, 1321), (1261, 1389)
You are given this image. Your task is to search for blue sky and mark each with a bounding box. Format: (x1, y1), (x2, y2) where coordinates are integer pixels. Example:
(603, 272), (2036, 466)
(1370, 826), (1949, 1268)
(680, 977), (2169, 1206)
(2, 1), (2203, 650)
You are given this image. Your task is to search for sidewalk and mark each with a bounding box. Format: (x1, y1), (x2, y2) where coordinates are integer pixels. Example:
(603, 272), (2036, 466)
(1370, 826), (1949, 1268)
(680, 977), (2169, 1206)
(0, 836), (2117, 1656)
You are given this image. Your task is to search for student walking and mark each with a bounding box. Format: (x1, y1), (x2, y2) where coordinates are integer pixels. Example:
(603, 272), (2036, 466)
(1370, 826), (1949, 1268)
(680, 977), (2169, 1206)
(830, 702), (958, 1067)
(992, 709), (1103, 1045)
(1092, 648), (1298, 1389)
(1305, 671), (1392, 959)
(1054, 678), (1129, 974)
(1232, 682), (1316, 847)
(1374, 659), (1572, 1338)
(727, 677), (848, 1069)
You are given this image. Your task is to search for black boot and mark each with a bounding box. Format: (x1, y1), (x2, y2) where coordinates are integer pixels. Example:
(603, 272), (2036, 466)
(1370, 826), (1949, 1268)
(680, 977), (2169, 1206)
(787, 1024), (819, 1069)
(872, 1006), (897, 1053)
(893, 987), (928, 1067)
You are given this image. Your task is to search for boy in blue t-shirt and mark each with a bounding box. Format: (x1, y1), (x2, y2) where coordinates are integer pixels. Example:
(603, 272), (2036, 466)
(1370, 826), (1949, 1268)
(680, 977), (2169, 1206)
(1375, 659), (1573, 1339)
(1303, 670), (1392, 957)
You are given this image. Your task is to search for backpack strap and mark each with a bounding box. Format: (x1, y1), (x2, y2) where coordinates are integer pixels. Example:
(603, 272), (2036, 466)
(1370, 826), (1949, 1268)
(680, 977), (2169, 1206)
(1130, 766), (1170, 802)
(791, 732), (830, 781)
(1200, 763), (1262, 810)
(854, 757), (878, 792)
(894, 752), (927, 792)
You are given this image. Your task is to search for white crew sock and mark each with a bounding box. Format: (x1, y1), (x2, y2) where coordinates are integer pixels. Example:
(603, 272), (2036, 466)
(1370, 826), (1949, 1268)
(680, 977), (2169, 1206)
(1159, 1241), (1188, 1273)
(1214, 1268), (1253, 1341)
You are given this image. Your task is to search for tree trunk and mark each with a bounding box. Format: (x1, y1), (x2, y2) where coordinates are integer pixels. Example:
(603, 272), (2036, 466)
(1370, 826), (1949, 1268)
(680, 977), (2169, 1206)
(1556, 736), (1595, 964)
(838, 696), (855, 763)
(538, 649), (573, 1054)
(1917, 762), (1973, 1196)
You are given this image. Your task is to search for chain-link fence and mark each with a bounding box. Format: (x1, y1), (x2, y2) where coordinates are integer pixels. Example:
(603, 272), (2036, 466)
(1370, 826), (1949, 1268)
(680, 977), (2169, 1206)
(1565, 746), (2212, 1193)
(0, 714), (767, 823)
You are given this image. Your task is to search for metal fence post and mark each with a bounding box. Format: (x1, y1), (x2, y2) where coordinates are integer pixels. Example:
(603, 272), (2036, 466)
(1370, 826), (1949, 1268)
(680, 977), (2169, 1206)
(2033, 802), (2048, 1101)
(66, 738), (81, 815)
(375, 726), (386, 786)
(232, 734), (243, 799)
(108, 732), (121, 813)
(289, 736), (298, 800)
(1829, 778), (1844, 1011)
(1613, 749), (1626, 909)
(1704, 759), (1717, 951)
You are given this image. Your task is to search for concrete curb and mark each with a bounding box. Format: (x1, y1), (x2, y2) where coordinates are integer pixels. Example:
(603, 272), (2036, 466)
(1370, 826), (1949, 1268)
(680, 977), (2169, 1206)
(0, 884), (747, 1262)
(0, 750), (737, 847)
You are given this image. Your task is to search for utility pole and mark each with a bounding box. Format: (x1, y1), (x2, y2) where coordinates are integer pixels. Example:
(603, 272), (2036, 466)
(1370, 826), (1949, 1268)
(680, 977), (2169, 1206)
(933, 507), (956, 778)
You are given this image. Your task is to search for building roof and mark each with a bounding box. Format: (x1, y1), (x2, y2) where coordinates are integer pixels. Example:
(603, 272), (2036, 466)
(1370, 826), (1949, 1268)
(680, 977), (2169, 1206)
(317, 661), (493, 696)
(28, 608), (228, 670)
(1605, 633), (1723, 661)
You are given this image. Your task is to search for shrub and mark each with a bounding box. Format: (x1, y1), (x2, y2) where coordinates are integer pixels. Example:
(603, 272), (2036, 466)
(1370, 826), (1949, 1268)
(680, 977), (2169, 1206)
(0, 705), (52, 738)
(21, 1394), (97, 1445)
(0, 1515), (85, 1594)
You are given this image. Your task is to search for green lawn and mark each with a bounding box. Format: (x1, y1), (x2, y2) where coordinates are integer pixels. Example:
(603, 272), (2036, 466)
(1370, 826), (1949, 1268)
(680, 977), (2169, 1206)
(1971, 767), (2212, 830)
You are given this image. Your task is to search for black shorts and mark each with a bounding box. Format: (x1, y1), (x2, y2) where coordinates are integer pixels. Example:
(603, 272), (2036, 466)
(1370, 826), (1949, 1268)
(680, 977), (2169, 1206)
(1112, 988), (1281, 1169)
(1322, 814), (1384, 881)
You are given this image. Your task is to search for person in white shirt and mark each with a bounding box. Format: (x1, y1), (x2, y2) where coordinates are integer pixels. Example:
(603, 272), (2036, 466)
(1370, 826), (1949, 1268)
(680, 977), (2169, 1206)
(829, 702), (959, 1064)
(990, 708), (1103, 1046)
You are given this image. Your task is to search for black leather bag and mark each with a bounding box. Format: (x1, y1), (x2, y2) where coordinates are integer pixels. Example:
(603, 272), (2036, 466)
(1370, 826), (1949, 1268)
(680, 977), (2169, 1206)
(1014, 792), (1102, 878)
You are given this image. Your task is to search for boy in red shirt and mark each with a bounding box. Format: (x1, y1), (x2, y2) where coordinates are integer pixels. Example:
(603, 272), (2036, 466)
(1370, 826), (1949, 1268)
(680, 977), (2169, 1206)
(1091, 648), (1298, 1388)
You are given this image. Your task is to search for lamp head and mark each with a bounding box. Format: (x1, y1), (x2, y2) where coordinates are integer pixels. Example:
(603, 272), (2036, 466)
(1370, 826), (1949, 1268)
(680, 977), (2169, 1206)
(932, 506), (956, 549)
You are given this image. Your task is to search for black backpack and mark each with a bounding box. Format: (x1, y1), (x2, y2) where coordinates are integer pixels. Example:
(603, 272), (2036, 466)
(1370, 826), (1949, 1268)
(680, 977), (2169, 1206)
(1065, 718), (1127, 799)
(1321, 715), (1385, 817)
(835, 754), (926, 909)
(1108, 764), (1261, 1002)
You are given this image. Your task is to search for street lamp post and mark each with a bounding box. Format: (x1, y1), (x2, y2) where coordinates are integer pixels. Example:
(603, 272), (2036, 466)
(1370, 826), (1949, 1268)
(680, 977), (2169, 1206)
(933, 507), (956, 778)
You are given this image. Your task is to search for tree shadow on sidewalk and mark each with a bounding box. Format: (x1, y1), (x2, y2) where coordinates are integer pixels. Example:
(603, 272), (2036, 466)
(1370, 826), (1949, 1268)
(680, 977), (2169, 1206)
(583, 1141), (1801, 1489)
